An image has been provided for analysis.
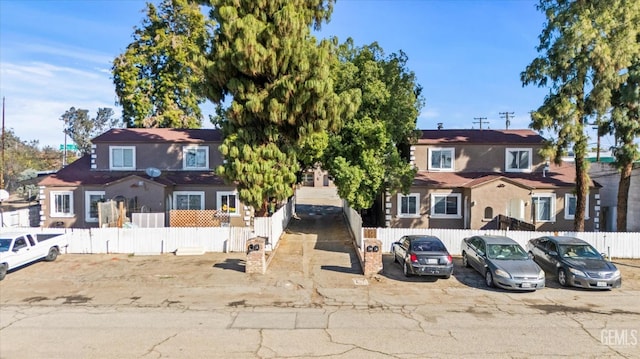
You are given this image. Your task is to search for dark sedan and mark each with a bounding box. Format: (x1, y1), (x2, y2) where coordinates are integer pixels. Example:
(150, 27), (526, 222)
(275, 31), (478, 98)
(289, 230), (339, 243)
(527, 236), (621, 289)
(392, 235), (453, 278)
(461, 235), (545, 291)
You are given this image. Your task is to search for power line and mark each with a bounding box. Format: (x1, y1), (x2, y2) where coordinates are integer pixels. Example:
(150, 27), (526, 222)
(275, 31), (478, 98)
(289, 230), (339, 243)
(473, 117), (489, 130)
(499, 112), (515, 130)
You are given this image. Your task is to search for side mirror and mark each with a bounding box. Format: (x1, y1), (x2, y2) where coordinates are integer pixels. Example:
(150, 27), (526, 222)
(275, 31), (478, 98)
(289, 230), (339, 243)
(528, 253), (534, 259)
(549, 251), (558, 257)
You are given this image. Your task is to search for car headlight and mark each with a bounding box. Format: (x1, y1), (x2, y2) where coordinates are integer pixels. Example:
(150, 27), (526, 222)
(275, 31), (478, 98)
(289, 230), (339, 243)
(538, 269), (545, 279)
(495, 269), (511, 278)
(568, 267), (587, 277)
(613, 270), (621, 277)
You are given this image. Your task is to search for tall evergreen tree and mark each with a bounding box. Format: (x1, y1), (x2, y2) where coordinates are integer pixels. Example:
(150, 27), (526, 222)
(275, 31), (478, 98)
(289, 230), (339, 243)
(112, 0), (211, 128)
(203, 0), (357, 215)
(324, 40), (422, 210)
(521, 0), (639, 231)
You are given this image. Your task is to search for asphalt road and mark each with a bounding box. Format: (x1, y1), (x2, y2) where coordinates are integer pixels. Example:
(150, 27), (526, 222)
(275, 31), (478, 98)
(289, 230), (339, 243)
(1, 187), (639, 358)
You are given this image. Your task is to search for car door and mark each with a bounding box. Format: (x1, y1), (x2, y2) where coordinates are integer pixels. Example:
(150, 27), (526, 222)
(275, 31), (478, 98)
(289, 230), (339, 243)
(10, 236), (32, 268)
(530, 238), (550, 269)
(542, 240), (560, 270)
(466, 237), (484, 273)
(395, 236), (409, 263)
(471, 238), (488, 273)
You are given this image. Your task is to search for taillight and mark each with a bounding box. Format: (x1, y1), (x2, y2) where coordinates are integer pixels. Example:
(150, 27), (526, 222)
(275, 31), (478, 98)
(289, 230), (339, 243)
(410, 253), (418, 262)
(447, 255), (453, 263)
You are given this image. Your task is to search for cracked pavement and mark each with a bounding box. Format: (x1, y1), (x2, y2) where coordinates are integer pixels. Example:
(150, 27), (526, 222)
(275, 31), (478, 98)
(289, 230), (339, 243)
(1, 187), (639, 358)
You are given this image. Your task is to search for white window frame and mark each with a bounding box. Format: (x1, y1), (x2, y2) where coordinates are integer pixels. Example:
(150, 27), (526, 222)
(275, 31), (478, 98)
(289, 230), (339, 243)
(428, 147), (455, 171)
(505, 148), (532, 173)
(182, 145), (209, 170)
(430, 193), (462, 219)
(396, 193), (420, 218)
(109, 146), (136, 170)
(173, 191), (205, 210)
(564, 193), (589, 220)
(50, 191), (74, 218)
(532, 193), (556, 223)
(85, 191), (105, 223)
(217, 191), (240, 217)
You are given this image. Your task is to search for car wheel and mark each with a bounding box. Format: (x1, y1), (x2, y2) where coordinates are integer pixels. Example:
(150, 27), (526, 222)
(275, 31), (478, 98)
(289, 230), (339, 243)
(0, 263), (7, 281)
(462, 252), (470, 268)
(45, 247), (58, 262)
(485, 270), (494, 288)
(558, 268), (568, 287)
(403, 261), (412, 277)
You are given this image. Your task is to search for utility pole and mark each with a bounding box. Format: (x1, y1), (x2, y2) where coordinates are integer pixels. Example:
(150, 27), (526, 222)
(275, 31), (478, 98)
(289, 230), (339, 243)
(499, 111), (514, 130)
(1, 97), (4, 189)
(473, 117), (489, 130)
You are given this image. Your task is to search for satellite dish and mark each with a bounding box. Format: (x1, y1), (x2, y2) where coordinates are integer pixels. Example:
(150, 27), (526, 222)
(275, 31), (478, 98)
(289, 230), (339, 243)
(0, 189), (9, 202)
(145, 167), (161, 179)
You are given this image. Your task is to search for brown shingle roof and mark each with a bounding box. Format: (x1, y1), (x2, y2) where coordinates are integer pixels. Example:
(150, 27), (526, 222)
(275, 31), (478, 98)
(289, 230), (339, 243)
(92, 128), (223, 143)
(418, 129), (545, 145)
(38, 155), (226, 187)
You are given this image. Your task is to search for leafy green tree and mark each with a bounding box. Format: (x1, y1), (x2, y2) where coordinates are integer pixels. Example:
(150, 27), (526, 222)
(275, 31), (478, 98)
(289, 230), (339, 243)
(60, 107), (120, 155)
(521, 0), (639, 231)
(324, 40), (422, 211)
(204, 0), (357, 215)
(603, 57), (640, 231)
(112, 0), (211, 128)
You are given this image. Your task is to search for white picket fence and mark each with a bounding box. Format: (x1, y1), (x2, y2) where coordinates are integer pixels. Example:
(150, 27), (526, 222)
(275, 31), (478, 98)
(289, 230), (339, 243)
(365, 227), (640, 259)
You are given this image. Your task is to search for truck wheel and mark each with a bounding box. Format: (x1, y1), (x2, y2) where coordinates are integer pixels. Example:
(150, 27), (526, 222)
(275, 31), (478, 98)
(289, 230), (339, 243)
(0, 264), (7, 281)
(45, 247), (59, 262)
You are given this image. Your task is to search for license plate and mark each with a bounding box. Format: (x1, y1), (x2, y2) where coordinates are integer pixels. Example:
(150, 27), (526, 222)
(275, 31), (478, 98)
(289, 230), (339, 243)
(521, 282), (532, 288)
(427, 259), (438, 264)
(596, 281), (607, 287)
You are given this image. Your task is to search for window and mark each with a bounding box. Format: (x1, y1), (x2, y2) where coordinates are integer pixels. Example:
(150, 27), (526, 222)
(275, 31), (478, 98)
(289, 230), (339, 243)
(428, 148), (454, 171)
(505, 148), (532, 172)
(532, 193), (555, 222)
(430, 193), (462, 218)
(183, 146), (209, 170)
(85, 191), (105, 222)
(217, 191), (239, 216)
(110, 146), (135, 170)
(51, 191), (74, 217)
(173, 191), (204, 210)
(564, 193), (589, 220)
(484, 207), (493, 220)
(397, 193), (420, 218)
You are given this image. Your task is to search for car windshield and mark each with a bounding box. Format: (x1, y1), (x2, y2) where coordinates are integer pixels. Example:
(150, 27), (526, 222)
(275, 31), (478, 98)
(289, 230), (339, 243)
(0, 238), (11, 252)
(560, 244), (601, 259)
(412, 240), (445, 252)
(487, 244), (528, 260)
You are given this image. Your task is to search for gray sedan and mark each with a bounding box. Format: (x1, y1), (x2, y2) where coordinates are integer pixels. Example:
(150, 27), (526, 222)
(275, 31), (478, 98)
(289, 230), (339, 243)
(392, 235), (454, 278)
(461, 235), (545, 291)
(527, 236), (621, 289)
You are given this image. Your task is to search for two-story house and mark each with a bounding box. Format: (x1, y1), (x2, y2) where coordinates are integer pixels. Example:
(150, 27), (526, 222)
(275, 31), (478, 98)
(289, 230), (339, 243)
(38, 128), (249, 228)
(386, 129), (601, 231)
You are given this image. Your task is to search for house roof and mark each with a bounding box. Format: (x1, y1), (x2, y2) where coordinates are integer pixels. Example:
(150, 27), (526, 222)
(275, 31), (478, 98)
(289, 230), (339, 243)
(417, 129), (545, 145)
(92, 128), (223, 143)
(413, 162), (601, 189)
(38, 155), (227, 187)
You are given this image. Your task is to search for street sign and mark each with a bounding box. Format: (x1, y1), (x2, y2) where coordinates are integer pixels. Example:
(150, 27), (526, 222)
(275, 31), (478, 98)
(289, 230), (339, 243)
(59, 144), (79, 151)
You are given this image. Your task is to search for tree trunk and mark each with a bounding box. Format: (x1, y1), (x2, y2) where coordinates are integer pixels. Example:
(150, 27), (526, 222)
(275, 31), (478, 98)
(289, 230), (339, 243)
(573, 127), (589, 232)
(616, 162), (632, 232)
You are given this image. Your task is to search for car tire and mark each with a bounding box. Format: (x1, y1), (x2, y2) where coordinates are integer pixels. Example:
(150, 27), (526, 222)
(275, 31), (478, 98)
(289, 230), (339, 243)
(462, 252), (470, 268)
(403, 261), (412, 277)
(485, 270), (494, 288)
(558, 268), (568, 287)
(44, 247), (58, 262)
(442, 274), (451, 279)
(0, 263), (7, 281)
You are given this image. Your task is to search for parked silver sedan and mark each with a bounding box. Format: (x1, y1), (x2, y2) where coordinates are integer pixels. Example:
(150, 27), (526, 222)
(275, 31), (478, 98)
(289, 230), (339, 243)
(461, 235), (545, 291)
(527, 236), (621, 289)
(392, 235), (454, 278)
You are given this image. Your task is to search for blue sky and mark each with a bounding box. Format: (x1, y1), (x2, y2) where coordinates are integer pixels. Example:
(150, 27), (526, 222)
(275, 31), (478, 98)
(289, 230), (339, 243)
(0, 0), (609, 150)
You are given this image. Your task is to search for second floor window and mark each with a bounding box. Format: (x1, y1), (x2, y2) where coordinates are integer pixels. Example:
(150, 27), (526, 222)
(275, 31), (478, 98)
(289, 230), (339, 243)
(110, 146), (135, 170)
(429, 148), (454, 171)
(505, 148), (532, 172)
(183, 146), (209, 170)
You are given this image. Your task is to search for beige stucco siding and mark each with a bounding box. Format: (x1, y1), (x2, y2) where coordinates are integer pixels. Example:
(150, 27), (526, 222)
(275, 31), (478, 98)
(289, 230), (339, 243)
(93, 142), (223, 171)
(413, 144), (546, 172)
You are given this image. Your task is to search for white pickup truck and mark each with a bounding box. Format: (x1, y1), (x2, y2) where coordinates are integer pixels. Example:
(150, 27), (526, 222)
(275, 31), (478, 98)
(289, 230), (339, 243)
(0, 231), (68, 280)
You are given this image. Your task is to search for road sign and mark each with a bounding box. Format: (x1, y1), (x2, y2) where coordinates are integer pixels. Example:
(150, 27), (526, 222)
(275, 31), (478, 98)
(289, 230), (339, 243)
(59, 144), (78, 151)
